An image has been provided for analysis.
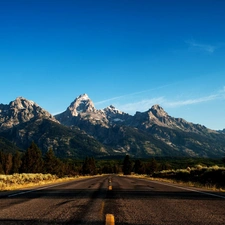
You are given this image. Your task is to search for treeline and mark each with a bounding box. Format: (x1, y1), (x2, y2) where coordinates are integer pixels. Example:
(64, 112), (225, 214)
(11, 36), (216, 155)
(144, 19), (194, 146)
(153, 165), (225, 189)
(122, 155), (163, 175)
(1, 141), (224, 177)
(114, 155), (224, 176)
(0, 142), (122, 176)
(0, 143), (166, 176)
(0, 142), (80, 176)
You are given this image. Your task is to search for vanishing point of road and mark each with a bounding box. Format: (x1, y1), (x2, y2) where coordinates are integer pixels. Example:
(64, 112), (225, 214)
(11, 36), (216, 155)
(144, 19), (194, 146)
(0, 175), (224, 225)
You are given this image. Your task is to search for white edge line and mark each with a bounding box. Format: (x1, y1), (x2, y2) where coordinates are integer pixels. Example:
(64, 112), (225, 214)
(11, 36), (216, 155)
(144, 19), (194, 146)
(8, 182), (67, 198)
(7, 175), (101, 198)
(148, 179), (225, 199)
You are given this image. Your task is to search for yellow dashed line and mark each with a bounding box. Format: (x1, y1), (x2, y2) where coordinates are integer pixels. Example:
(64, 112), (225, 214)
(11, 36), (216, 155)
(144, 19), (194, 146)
(100, 201), (105, 219)
(105, 214), (115, 225)
(108, 185), (112, 190)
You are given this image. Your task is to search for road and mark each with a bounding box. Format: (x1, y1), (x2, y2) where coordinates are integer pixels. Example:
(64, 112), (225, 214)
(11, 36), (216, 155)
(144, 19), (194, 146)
(0, 175), (225, 225)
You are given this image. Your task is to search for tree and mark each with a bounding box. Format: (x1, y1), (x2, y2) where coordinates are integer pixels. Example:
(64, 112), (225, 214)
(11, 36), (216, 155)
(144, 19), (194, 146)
(82, 157), (96, 175)
(4, 153), (13, 175)
(21, 142), (43, 173)
(134, 159), (145, 174)
(0, 163), (3, 174)
(123, 155), (133, 175)
(63, 160), (80, 176)
(113, 164), (120, 174)
(160, 162), (172, 171)
(146, 158), (158, 175)
(12, 151), (22, 173)
(44, 148), (58, 174)
(44, 148), (66, 176)
(0, 150), (5, 174)
(0, 151), (13, 175)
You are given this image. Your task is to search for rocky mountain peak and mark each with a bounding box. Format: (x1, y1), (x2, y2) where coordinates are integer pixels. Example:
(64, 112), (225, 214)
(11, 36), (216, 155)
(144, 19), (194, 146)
(10, 97), (35, 109)
(108, 105), (116, 110)
(131, 104), (171, 129)
(68, 93), (96, 116)
(150, 104), (168, 118)
(1, 94), (225, 158)
(102, 105), (132, 125)
(0, 97), (58, 130)
(104, 105), (123, 115)
(77, 93), (89, 101)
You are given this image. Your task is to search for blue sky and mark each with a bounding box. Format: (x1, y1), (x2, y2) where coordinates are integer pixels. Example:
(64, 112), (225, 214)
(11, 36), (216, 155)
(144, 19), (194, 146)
(0, 0), (225, 130)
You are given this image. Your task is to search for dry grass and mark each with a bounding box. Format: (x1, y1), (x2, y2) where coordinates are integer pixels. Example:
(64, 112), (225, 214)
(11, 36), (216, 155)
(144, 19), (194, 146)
(0, 173), (81, 191)
(130, 166), (225, 193)
(146, 176), (225, 192)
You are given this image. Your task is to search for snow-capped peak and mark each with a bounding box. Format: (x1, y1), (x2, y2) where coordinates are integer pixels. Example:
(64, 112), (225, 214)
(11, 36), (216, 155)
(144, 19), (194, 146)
(68, 93), (96, 116)
(77, 93), (89, 101)
(104, 105), (124, 115)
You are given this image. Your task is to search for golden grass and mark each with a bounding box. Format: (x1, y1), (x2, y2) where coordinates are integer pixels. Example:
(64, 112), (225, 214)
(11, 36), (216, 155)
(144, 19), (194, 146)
(0, 173), (83, 191)
(130, 174), (225, 192)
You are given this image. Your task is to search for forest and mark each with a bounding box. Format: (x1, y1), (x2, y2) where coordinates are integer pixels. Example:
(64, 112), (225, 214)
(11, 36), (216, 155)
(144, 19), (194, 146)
(1, 142), (225, 190)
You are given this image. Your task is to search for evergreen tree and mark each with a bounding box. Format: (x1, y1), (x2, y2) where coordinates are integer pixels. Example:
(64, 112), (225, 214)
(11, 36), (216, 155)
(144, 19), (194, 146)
(44, 148), (65, 176)
(21, 142), (43, 173)
(160, 162), (172, 171)
(102, 164), (114, 174)
(12, 151), (22, 173)
(0, 151), (13, 175)
(146, 158), (158, 175)
(0, 163), (3, 174)
(4, 153), (13, 175)
(113, 164), (120, 174)
(44, 148), (58, 174)
(123, 155), (133, 175)
(63, 160), (79, 176)
(0, 150), (5, 174)
(134, 159), (145, 174)
(82, 157), (96, 175)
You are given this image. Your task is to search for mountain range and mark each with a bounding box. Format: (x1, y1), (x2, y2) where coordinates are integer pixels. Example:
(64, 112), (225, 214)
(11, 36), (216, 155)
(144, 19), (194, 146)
(0, 94), (225, 159)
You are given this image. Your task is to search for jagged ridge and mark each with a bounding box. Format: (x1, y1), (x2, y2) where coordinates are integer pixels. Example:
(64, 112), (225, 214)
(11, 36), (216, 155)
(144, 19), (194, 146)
(0, 97), (58, 130)
(1, 94), (225, 158)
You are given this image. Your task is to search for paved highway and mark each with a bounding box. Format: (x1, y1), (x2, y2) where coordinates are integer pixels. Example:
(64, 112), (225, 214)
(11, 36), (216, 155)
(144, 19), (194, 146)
(0, 175), (225, 225)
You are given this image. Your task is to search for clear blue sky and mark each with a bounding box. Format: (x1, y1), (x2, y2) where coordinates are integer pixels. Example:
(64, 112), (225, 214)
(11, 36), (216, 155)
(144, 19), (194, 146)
(1, 0), (225, 130)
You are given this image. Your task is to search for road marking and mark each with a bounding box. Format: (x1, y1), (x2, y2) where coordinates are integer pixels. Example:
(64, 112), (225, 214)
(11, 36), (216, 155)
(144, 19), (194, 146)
(108, 185), (112, 190)
(100, 201), (105, 219)
(7, 182), (68, 198)
(105, 214), (115, 225)
(149, 180), (225, 199)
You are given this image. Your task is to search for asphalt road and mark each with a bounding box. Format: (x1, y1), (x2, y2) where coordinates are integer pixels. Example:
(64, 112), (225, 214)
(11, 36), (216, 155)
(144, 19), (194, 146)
(0, 175), (225, 225)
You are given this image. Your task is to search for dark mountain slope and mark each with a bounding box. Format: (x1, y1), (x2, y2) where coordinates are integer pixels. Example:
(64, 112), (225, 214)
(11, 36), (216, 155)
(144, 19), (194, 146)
(146, 124), (225, 158)
(0, 136), (22, 154)
(1, 95), (225, 158)
(103, 125), (187, 157)
(55, 95), (225, 158)
(0, 118), (111, 158)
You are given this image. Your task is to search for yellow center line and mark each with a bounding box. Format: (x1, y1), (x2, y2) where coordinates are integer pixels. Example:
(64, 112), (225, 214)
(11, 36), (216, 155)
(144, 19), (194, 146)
(100, 200), (105, 220)
(105, 214), (115, 225)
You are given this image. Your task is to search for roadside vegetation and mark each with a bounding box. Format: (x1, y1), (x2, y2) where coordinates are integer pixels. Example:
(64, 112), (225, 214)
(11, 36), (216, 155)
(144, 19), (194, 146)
(152, 165), (225, 190)
(0, 173), (55, 191)
(122, 155), (225, 191)
(1, 141), (225, 191)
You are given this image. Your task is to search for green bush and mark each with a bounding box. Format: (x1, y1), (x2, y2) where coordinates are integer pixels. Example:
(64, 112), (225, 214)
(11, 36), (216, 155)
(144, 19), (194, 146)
(153, 166), (225, 189)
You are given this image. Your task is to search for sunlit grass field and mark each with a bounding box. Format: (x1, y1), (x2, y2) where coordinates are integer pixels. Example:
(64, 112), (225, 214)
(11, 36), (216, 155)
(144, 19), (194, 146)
(0, 173), (80, 191)
(150, 165), (225, 191)
(1, 165), (225, 192)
